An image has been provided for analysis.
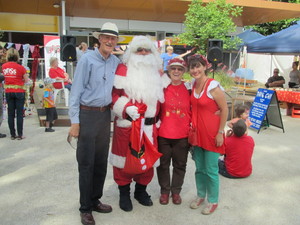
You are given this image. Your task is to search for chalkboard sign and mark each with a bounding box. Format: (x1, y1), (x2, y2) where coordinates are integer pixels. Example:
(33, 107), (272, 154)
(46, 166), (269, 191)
(249, 88), (284, 133)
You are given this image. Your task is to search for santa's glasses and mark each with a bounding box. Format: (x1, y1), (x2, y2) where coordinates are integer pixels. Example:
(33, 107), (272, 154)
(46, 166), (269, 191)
(136, 47), (151, 53)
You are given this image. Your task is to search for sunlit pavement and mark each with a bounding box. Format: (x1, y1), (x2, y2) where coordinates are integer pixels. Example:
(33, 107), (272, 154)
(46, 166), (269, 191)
(0, 109), (299, 225)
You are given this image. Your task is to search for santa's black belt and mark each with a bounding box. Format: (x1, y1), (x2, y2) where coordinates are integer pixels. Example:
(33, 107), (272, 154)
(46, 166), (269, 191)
(126, 115), (159, 125)
(129, 144), (145, 159)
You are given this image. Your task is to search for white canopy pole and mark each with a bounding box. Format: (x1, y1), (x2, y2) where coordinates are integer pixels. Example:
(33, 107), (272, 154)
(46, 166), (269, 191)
(61, 0), (66, 35)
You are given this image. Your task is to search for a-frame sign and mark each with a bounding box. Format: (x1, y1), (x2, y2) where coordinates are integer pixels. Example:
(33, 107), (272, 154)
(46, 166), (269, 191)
(249, 88), (284, 133)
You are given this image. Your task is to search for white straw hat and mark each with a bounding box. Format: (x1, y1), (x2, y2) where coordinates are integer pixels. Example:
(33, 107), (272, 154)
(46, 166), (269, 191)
(92, 22), (119, 39)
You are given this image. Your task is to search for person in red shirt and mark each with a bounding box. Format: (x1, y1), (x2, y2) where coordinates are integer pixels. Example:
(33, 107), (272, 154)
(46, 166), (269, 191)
(157, 57), (191, 205)
(219, 119), (255, 178)
(2, 48), (29, 140)
(188, 54), (228, 215)
(48, 57), (72, 91)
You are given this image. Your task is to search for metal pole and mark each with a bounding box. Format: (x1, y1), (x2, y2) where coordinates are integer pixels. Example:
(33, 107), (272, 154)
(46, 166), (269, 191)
(61, 0), (66, 35)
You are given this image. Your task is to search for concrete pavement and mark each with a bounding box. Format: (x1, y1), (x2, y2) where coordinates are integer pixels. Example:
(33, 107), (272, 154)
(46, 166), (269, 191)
(0, 109), (299, 225)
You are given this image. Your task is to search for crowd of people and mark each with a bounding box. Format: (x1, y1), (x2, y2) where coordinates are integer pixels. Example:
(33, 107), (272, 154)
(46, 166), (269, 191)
(0, 21), (263, 225)
(65, 22), (257, 225)
(6, 20), (300, 225)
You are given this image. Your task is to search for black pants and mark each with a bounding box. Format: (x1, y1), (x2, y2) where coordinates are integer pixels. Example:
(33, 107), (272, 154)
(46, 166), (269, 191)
(5, 92), (25, 137)
(218, 159), (240, 179)
(288, 82), (298, 88)
(77, 108), (111, 213)
(157, 136), (189, 194)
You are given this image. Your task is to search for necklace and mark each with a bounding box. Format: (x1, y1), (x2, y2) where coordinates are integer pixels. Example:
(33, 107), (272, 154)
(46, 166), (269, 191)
(165, 84), (186, 118)
(195, 77), (209, 95)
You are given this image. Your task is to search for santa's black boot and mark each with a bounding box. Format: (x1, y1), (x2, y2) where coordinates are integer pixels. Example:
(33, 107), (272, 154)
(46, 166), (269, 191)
(134, 183), (153, 206)
(118, 184), (133, 212)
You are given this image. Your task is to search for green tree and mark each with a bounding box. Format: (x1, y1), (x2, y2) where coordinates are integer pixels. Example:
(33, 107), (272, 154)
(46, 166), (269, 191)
(247, 1), (300, 35)
(177, 0), (243, 55)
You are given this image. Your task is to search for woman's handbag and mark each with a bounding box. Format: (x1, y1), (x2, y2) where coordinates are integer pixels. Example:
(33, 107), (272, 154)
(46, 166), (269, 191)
(188, 127), (198, 146)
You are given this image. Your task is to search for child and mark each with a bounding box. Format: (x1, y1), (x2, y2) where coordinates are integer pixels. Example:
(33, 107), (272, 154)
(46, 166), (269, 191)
(43, 77), (58, 132)
(228, 104), (252, 128)
(219, 119), (255, 178)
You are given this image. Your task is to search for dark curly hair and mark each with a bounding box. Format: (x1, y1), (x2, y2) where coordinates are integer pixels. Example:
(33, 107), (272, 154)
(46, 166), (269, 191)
(235, 104), (250, 118)
(187, 54), (209, 74)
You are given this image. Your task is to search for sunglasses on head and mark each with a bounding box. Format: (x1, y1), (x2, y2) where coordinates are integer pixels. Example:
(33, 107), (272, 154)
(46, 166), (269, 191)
(136, 47), (151, 53)
(171, 67), (184, 72)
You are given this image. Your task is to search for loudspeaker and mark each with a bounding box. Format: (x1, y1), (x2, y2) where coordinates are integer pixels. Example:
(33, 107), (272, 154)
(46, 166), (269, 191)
(207, 39), (223, 64)
(60, 35), (77, 62)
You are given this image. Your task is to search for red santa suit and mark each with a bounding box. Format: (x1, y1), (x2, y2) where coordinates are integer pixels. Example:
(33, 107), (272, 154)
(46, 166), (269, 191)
(110, 63), (170, 186)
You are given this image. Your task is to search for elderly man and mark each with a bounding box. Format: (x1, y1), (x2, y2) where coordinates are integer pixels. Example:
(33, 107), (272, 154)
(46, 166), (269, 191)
(68, 22), (120, 225)
(265, 68), (285, 88)
(110, 36), (170, 212)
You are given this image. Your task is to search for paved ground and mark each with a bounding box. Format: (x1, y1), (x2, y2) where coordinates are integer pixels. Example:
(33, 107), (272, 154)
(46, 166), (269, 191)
(0, 108), (299, 225)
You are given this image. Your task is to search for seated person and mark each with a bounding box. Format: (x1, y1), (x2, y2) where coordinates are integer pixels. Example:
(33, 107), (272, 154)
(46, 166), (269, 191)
(219, 119), (255, 178)
(228, 104), (252, 128)
(265, 68), (285, 88)
(48, 57), (72, 91)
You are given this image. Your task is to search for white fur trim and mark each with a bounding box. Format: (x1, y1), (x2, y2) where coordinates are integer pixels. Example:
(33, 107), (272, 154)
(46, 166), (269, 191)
(114, 75), (127, 89)
(143, 125), (154, 144)
(116, 118), (132, 127)
(109, 152), (126, 168)
(144, 103), (157, 118)
(153, 158), (160, 167)
(113, 96), (130, 118)
(161, 73), (171, 88)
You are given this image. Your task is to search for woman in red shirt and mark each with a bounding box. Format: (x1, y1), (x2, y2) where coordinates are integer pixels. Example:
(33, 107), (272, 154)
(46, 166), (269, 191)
(48, 57), (72, 90)
(157, 57), (191, 205)
(2, 48), (29, 140)
(188, 55), (228, 215)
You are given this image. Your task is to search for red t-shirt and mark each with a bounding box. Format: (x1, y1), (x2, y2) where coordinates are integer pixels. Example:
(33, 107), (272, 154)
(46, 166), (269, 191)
(224, 135), (255, 177)
(2, 62), (27, 93)
(159, 82), (191, 139)
(49, 67), (68, 89)
(191, 79), (225, 154)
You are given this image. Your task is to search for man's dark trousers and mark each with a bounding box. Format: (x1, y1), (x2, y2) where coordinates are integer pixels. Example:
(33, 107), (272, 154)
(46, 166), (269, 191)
(77, 108), (111, 213)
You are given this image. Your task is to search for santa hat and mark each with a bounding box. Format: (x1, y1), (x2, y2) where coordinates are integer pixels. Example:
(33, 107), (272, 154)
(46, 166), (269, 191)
(167, 57), (187, 72)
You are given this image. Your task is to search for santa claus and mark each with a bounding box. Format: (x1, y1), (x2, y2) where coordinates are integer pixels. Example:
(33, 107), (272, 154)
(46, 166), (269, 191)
(110, 36), (170, 212)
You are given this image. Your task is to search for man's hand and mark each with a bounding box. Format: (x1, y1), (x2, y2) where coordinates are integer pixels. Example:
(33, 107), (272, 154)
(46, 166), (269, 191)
(126, 106), (140, 121)
(69, 123), (80, 138)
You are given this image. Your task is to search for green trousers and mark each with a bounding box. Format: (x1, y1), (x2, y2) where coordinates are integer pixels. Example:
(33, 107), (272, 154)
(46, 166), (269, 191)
(192, 146), (220, 203)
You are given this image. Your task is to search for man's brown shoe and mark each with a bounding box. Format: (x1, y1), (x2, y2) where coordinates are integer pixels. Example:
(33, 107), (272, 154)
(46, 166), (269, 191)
(80, 213), (95, 225)
(93, 201), (112, 213)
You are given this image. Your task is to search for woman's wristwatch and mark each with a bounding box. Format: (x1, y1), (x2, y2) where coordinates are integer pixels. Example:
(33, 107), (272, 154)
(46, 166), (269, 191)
(218, 130), (224, 134)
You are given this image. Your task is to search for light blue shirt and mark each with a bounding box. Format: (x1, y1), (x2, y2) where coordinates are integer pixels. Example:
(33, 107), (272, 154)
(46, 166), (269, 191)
(69, 49), (120, 124)
(161, 52), (178, 71)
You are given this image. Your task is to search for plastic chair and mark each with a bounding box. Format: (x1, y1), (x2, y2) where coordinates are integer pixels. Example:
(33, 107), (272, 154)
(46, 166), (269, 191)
(53, 80), (69, 107)
(291, 104), (300, 118)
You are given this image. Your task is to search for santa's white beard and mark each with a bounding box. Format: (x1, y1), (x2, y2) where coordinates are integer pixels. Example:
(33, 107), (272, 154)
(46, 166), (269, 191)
(123, 54), (165, 114)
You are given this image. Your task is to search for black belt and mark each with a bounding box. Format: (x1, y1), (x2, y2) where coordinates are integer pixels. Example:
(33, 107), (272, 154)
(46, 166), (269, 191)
(129, 143), (145, 159)
(126, 115), (159, 125)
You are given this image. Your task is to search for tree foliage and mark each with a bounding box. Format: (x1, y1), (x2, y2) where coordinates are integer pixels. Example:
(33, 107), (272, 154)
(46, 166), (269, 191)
(247, 1), (300, 35)
(177, 0), (243, 55)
